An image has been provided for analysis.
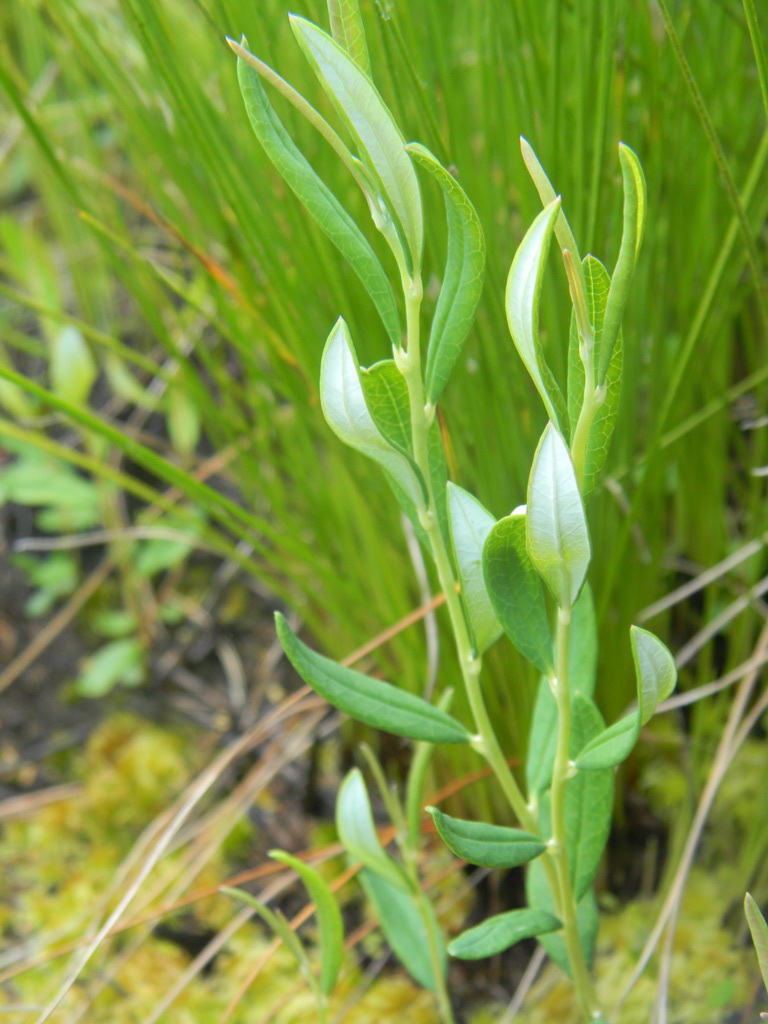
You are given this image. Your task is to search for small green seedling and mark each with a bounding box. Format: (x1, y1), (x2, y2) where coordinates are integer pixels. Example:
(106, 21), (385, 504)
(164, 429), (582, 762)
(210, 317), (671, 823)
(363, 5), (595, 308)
(746, 893), (768, 1019)
(223, 849), (344, 1024)
(229, 2), (675, 1021)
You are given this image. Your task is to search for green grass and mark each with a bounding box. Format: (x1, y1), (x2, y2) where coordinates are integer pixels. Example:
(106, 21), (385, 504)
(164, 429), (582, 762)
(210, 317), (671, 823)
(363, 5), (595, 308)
(1, 0), (767, 773)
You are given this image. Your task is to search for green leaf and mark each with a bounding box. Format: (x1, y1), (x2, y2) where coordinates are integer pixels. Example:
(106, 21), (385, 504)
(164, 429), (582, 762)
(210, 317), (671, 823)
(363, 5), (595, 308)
(290, 16), (423, 273)
(567, 256), (623, 499)
(536, 694), (613, 901)
(359, 868), (445, 990)
(527, 422), (591, 610)
(576, 625), (676, 771)
(428, 807), (546, 869)
(447, 483), (501, 654)
(505, 198), (567, 429)
(526, 859), (599, 975)
(269, 850), (344, 994)
(525, 604), (597, 796)
(361, 359), (416, 464)
(320, 319), (425, 507)
(50, 326), (97, 407)
(565, 696), (614, 899)
(222, 887), (307, 968)
(597, 144), (646, 384)
(276, 614), (471, 745)
(406, 143), (485, 404)
(482, 511), (553, 673)
(569, 582), (598, 698)
(336, 769), (408, 890)
(235, 50), (400, 348)
(75, 638), (145, 698)
(745, 893), (768, 996)
(519, 137), (583, 269)
(167, 387), (201, 459)
(327, 0), (371, 76)
(448, 908), (560, 960)
(525, 677), (559, 797)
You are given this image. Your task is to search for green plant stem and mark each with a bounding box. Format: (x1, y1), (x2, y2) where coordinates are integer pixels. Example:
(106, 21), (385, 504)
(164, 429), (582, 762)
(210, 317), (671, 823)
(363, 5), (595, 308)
(570, 383), (605, 489)
(396, 263), (533, 833)
(549, 605), (603, 1021)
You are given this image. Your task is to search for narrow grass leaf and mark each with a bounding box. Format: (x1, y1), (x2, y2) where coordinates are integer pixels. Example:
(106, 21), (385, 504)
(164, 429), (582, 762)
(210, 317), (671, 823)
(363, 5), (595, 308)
(406, 143), (486, 404)
(745, 893), (768, 996)
(336, 769), (408, 890)
(448, 908), (560, 960)
(526, 860), (599, 974)
(269, 850), (344, 994)
(576, 626), (676, 770)
(428, 807), (546, 869)
(447, 483), (501, 654)
(320, 319), (425, 507)
(505, 198), (567, 428)
(235, 51), (400, 347)
(527, 423), (591, 609)
(290, 16), (423, 272)
(359, 868), (445, 990)
(597, 144), (646, 383)
(567, 256), (623, 499)
(482, 512), (553, 672)
(275, 614), (471, 745)
(327, 0), (371, 76)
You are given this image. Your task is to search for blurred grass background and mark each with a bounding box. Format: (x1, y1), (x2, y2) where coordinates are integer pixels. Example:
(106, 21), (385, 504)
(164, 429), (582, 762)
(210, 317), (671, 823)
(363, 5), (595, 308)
(0, 0), (767, 788)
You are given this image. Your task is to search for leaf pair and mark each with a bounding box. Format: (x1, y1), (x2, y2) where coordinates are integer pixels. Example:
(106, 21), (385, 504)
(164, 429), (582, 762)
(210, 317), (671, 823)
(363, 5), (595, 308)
(482, 420), (590, 678)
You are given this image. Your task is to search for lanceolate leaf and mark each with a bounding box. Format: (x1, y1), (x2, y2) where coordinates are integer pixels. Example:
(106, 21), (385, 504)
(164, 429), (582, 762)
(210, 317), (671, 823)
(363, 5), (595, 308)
(327, 0), (371, 77)
(359, 868), (445, 990)
(361, 359), (416, 463)
(745, 893), (768, 996)
(406, 143), (486, 404)
(527, 422), (591, 610)
(447, 483), (501, 654)
(290, 16), (423, 272)
(269, 850), (344, 994)
(235, 53), (400, 348)
(336, 769), (408, 890)
(428, 807), (546, 869)
(597, 143), (646, 384)
(567, 256), (623, 499)
(448, 908), (560, 960)
(576, 625), (676, 771)
(526, 860), (599, 975)
(525, 677), (558, 797)
(276, 614), (471, 745)
(505, 197), (567, 429)
(482, 512), (553, 673)
(320, 319), (424, 507)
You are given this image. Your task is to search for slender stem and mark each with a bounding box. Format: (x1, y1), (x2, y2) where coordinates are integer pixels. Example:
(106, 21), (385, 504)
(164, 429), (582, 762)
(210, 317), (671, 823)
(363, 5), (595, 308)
(396, 263), (535, 834)
(549, 606), (603, 1020)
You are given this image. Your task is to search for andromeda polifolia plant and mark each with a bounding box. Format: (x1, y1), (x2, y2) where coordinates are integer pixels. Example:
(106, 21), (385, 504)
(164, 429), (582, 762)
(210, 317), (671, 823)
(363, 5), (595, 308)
(228, 3), (676, 1021)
